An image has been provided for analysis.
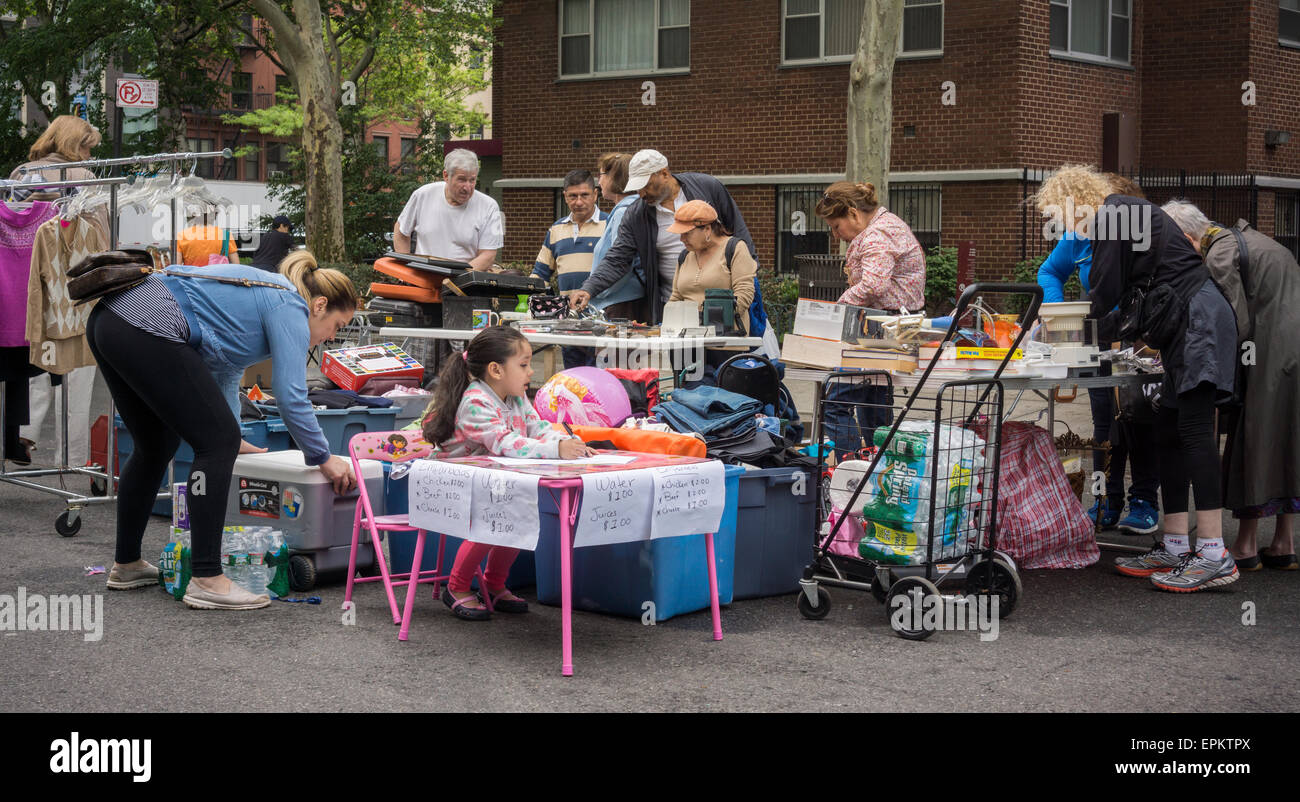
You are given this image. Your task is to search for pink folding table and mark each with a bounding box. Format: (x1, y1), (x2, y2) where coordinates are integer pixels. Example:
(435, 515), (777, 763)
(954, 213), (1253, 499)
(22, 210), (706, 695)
(409, 451), (725, 676)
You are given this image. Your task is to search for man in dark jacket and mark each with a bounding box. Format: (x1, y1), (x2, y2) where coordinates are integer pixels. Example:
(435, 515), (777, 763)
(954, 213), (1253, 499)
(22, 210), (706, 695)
(249, 215), (296, 272)
(569, 149), (753, 323)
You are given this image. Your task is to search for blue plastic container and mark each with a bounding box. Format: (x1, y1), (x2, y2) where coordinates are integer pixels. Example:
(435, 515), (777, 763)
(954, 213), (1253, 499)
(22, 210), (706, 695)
(266, 408), (399, 454)
(383, 464), (535, 589)
(731, 466), (818, 600)
(115, 416), (275, 516)
(533, 464), (742, 622)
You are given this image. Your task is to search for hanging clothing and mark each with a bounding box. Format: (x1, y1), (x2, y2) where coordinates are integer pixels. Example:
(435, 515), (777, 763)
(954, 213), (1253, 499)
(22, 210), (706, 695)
(1, 200), (58, 347)
(25, 214), (107, 374)
(1, 200), (58, 450)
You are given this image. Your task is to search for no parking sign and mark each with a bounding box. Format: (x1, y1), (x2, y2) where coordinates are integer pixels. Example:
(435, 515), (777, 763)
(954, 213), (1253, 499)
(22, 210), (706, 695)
(116, 78), (158, 109)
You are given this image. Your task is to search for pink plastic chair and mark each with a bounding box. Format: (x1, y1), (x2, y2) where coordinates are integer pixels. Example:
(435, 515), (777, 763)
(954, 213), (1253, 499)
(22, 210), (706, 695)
(345, 431), (488, 641)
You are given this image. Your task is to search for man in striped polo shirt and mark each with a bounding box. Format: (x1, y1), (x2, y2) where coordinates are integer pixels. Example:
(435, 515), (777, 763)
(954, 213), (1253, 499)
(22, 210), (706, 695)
(533, 169), (606, 369)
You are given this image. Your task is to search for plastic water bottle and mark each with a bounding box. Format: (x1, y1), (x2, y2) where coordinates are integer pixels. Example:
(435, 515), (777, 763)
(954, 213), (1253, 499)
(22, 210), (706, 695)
(224, 527), (253, 594)
(246, 527), (270, 598)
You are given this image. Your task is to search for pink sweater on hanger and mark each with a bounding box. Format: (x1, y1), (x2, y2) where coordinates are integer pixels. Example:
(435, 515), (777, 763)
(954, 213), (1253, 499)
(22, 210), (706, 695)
(0, 201), (57, 348)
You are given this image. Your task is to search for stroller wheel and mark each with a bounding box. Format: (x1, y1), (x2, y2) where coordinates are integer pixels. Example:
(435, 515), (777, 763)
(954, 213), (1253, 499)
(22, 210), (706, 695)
(886, 576), (939, 640)
(796, 586), (832, 620)
(965, 557), (1021, 619)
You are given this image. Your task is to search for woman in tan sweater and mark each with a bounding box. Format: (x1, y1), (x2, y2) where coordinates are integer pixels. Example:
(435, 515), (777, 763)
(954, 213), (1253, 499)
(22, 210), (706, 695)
(666, 199), (758, 386)
(667, 199), (756, 333)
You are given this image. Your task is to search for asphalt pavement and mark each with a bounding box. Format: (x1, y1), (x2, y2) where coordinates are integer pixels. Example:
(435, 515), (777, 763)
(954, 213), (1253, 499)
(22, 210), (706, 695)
(1, 371), (1297, 713)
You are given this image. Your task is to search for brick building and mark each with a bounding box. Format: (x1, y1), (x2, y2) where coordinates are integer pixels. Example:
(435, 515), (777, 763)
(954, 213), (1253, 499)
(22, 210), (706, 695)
(494, 0), (1300, 286)
(182, 16), (421, 183)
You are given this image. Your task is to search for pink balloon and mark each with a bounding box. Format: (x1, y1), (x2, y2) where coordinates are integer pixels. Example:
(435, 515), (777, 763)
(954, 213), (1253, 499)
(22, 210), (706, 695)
(533, 367), (632, 427)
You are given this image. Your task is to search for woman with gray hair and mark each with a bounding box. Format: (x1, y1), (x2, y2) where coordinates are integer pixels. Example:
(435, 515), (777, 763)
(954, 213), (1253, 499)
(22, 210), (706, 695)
(1162, 199), (1299, 571)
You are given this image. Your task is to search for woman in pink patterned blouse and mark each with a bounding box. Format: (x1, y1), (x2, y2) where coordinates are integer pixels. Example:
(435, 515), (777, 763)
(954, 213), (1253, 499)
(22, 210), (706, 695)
(422, 326), (596, 620)
(814, 181), (926, 312)
(813, 182), (927, 460)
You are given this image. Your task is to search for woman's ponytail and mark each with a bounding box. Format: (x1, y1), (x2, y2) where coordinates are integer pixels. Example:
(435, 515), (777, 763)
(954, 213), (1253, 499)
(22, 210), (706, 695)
(279, 249), (360, 313)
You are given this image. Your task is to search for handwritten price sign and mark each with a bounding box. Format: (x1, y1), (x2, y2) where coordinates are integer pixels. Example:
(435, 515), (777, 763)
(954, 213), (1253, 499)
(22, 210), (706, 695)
(575, 469), (654, 547)
(649, 461), (725, 540)
(408, 460), (477, 538)
(467, 471), (540, 550)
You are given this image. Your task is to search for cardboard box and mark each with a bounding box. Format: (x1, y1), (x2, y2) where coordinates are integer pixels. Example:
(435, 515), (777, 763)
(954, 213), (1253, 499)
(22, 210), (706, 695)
(242, 358), (273, 389)
(792, 298), (888, 344)
(781, 333), (916, 371)
(320, 342), (423, 392)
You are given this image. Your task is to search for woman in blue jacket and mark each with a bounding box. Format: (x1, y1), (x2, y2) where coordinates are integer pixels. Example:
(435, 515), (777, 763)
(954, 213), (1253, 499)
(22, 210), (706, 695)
(1037, 173), (1159, 535)
(88, 251), (359, 610)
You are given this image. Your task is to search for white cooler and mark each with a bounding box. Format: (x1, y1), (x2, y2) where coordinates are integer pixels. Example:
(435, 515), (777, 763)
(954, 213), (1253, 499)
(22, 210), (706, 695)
(225, 450), (385, 590)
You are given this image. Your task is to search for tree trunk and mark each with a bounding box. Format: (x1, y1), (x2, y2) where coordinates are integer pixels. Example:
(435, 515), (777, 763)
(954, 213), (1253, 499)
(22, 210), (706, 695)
(847, 0), (904, 209)
(252, 0), (346, 262)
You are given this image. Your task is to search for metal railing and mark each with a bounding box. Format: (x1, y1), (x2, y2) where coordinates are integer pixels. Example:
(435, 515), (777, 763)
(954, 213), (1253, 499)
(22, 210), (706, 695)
(1020, 167), (1261, 263)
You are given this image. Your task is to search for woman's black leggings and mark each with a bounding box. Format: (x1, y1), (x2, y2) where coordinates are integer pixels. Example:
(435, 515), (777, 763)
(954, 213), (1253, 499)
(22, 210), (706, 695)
(85, 305), (239, 577)
(1155, 382), (1221, 516)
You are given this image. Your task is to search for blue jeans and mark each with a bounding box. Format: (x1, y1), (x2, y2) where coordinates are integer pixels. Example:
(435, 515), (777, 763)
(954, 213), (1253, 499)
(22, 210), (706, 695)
(561, 346), (596, 371)
(823, 381), (893, 461)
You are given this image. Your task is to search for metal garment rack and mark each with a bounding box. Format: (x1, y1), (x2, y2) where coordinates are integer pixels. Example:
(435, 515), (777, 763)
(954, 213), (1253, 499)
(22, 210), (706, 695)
(0, 149), (231, 536)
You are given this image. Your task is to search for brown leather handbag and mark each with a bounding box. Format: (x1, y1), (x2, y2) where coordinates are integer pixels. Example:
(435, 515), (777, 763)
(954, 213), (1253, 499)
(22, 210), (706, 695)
(68, 248), (290, 304)
(67, 248), (169, 304)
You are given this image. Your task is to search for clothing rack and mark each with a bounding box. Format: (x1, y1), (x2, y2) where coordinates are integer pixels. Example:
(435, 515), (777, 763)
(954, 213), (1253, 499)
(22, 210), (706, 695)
(0, 148), (231, 536)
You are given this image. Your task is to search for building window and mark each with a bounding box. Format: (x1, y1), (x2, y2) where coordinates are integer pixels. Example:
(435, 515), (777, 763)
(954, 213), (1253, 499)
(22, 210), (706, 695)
(274, 73), (293, 100)
(231, 72), (253, 109)
(243, 143), (260, 182)
(266, 142), (293, 177)
(187, 138), (216, 178)
(1283, 0), (1300, 47)
(782, 0), (942, 65)
(372, 135), (390, 163)
(559, 0), (690, 78)
(1050, 0), (1130, 66)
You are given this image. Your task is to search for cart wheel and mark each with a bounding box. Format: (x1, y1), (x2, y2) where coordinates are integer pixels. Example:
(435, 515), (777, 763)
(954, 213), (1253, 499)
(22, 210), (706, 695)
(288, 555), (317, 591)
(55, 510), (82, 537)
(885, 576), (939, 640)
(90, 477), (108, 497)
(965, 558), (1022, 619)
(796, 587), (832, 620)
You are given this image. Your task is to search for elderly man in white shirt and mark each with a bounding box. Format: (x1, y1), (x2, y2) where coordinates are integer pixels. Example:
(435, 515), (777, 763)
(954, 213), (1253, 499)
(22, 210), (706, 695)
(393, 148), (503, 271)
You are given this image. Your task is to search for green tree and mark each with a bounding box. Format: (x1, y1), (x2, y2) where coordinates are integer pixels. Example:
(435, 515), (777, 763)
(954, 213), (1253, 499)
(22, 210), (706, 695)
(238, 0), (494, 261)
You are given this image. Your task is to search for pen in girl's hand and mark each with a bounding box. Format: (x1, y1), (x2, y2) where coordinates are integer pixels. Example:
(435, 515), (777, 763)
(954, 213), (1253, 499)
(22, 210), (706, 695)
(562, 422), (577, 439)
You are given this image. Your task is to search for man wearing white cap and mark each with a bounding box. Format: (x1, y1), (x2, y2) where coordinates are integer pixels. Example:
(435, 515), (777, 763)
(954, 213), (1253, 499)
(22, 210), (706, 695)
(571, 149), (753, 324)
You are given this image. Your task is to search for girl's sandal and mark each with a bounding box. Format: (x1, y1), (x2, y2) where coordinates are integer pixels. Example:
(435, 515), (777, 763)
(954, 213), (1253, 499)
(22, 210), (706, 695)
(441, 586), (491, 620)
(484, 587), (529, 614)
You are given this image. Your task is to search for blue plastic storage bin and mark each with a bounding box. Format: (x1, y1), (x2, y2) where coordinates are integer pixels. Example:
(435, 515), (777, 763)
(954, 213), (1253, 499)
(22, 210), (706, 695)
(731, 466), (818, 600)
(383, 464), (535, 589)
(266, 408), (399, 454)
(115, 415), (275, 516)
(533, 463), (742, 622)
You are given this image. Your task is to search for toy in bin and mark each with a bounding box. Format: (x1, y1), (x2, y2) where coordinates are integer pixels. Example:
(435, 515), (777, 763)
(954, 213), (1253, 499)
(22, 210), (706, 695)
(321, 342), (422, 392)
(224, 450), (386, 592)
(799, 282), (1042, 640)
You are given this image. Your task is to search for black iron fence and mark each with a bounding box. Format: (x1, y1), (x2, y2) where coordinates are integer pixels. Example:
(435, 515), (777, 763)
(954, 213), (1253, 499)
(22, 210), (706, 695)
(777, 182), (941, 275)
(1020, 167), (1261, 263)
(1276, 190), (1300, 262)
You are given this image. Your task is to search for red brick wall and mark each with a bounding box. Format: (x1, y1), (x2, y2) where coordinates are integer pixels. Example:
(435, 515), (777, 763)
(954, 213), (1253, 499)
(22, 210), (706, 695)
(1016, 0), (1143, 170)
(495, 1), (1298, 272)
(1140, 0), (1249, 172)
(1247, 0), (1300, 175)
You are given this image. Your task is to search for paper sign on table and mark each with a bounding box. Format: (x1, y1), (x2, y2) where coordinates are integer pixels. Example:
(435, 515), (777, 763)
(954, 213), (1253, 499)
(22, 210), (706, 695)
(573, 468), (655, 547)
(648, 461), (725, 540)
(408, 460), (476, 538)
(467, 470), (542, 550)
